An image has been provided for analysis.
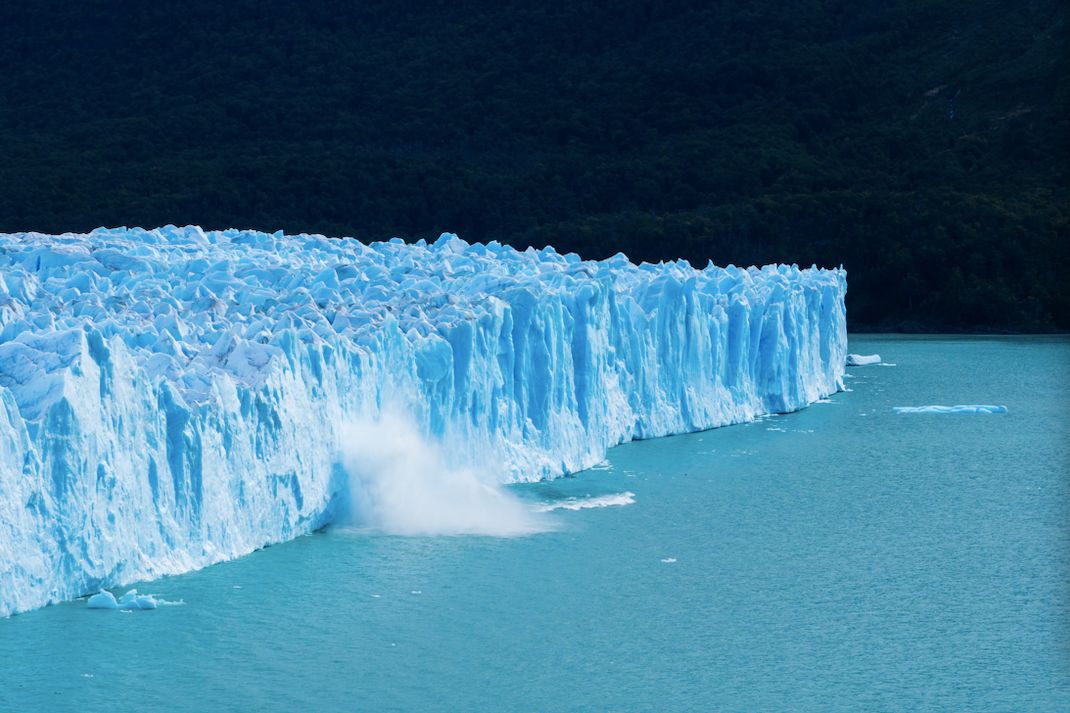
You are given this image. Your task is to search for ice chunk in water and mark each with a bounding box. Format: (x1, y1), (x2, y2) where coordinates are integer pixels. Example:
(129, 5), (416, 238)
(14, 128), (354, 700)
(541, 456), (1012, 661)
(86, 590), (118, 609)
(893, 405), (1008, 414)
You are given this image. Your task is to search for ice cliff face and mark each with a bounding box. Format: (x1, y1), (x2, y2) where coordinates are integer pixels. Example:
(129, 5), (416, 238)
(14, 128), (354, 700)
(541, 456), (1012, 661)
(0, 226), (846, 616)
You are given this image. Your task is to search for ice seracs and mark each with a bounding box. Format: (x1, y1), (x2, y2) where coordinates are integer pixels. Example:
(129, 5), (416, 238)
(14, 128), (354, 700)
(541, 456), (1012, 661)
(0, 226), (847, 616)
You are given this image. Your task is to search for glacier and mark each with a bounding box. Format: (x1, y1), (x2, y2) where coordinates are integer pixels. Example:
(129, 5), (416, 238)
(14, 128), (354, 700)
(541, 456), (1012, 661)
(0, 225), (846, 616)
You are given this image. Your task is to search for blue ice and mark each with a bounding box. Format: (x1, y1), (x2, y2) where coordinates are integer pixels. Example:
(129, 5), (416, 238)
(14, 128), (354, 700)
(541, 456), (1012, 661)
(0, 226), (847, 616)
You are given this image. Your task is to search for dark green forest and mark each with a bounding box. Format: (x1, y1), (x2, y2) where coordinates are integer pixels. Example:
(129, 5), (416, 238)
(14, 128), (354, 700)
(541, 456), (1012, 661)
(0, 1), (1066, 330)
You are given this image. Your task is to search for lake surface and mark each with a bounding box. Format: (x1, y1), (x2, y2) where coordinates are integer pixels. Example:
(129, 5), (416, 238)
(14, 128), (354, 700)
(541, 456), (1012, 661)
(2, 335), (1068, 712)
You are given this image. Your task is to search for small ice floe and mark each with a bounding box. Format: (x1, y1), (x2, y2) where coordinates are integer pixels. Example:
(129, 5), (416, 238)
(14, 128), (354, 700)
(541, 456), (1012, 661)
(846, 354), (882, 366)
(86, 588), (181, 611)
(533, 492), (635, 512)
(660, 558), (677, 564)
(371, 594), (381, 598)
(410, 590), (422, 595)
(86, 590), (119, 609)
(117, 589), (159, 610)
(893, 405), (1008, 415)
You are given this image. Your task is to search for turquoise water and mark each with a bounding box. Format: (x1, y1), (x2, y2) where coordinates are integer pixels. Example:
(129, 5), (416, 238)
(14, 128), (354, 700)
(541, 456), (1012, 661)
(2, 336), (1068, 711)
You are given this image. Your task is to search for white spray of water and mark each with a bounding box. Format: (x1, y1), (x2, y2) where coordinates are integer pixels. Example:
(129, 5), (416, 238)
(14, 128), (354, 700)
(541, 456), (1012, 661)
(337, 413), (549, 536)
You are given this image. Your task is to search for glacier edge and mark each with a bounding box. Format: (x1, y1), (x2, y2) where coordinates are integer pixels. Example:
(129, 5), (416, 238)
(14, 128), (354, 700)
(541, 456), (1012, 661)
(0, 226), (847, 616)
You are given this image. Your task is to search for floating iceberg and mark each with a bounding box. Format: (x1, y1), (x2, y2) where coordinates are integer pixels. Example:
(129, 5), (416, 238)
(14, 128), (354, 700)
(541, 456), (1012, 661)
(0, 226), (846, 616)
(86, 590), (119, 609)
(116, 588), (159, 610)
(893, 405), (1008, 414)
(846, 353), (882, 366)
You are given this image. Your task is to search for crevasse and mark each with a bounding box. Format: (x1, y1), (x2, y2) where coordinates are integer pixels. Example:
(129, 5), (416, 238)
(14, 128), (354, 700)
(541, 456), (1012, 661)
(0, 226), (847, 616)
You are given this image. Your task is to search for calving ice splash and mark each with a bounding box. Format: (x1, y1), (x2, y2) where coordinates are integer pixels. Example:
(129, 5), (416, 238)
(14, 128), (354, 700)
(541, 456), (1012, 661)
(337, 412), (547, 537)
(0, 226), (847, 616)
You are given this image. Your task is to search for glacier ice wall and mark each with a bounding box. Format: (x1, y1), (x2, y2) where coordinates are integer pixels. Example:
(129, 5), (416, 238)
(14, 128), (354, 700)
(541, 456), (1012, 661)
(0, 226), (846, 616)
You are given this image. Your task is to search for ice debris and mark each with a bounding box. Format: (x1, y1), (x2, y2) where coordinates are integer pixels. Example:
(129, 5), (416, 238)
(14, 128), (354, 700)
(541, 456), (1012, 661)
(893, 405), (1008, 414)
(86, 590), (119, 609)
(534, 492), (637, 512)
(86, 588), (170, 610)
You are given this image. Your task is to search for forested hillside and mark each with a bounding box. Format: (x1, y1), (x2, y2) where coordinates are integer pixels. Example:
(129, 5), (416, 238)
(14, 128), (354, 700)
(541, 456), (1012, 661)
(0, 0), (1066, 330)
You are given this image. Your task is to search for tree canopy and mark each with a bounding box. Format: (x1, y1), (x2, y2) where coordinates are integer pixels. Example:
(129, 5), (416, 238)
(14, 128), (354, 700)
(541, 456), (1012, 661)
(0, 0), (1066, 330)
